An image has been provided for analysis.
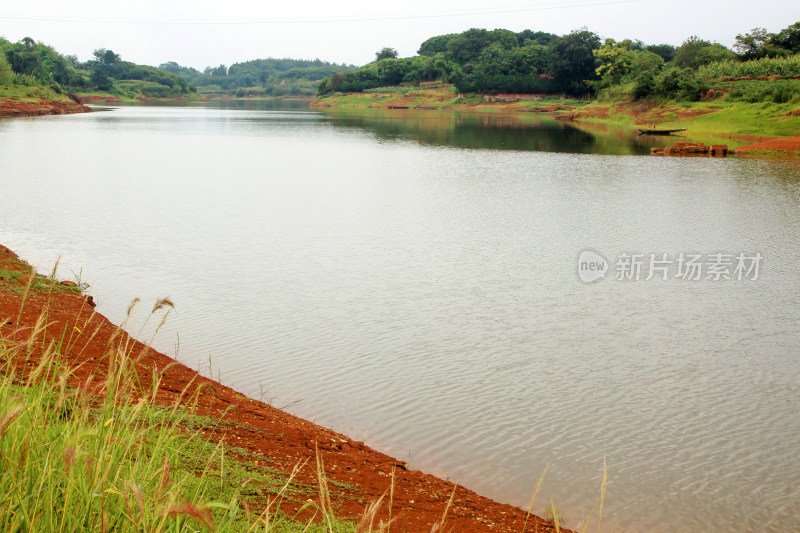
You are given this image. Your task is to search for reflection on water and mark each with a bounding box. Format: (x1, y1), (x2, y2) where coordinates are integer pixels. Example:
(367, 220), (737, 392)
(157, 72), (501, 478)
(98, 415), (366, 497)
(318, 108), (750, 155)
(0, 104), (798, 533)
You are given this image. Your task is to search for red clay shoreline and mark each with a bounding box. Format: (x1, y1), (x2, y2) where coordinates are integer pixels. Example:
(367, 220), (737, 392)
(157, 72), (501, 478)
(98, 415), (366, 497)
(0, 98), (90, 117)
(0, 244), (566, 533)
(4, 96), (798, 158)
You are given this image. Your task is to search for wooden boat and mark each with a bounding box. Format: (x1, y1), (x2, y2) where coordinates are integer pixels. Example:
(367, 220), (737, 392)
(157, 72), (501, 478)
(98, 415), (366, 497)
(638, 128), (686, 135)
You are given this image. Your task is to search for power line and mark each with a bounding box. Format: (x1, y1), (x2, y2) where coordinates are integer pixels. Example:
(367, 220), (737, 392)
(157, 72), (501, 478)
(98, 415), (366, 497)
(0, 0), (645, 26)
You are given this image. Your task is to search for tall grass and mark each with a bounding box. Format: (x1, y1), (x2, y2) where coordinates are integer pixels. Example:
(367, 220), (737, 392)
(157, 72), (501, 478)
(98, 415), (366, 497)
(0, 289), (356, 532)
(1, 264), (609, 532)
(699, 54), (800, 79)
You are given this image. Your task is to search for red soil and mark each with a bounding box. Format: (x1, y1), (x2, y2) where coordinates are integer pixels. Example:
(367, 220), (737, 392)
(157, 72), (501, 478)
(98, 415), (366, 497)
(0, 99), (90, 118)
(734, 133), (800, 155)
(76, 95), (201, 104)
(0, 244), (565, 533)
(76, 95), (124, 104)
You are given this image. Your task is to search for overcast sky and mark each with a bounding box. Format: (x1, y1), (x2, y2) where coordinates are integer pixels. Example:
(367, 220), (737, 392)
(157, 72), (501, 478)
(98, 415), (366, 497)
(1, 1), (798, 69)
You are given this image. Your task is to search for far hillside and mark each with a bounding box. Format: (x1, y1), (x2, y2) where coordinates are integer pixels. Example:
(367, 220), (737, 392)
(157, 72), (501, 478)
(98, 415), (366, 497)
(160, 58), (356, 97)
(0, 36), (195, 102)
(317, 22), (800, 103)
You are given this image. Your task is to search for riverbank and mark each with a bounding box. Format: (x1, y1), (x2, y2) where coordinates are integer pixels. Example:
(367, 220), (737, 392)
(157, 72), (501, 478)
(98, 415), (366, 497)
(0, 244), (568, 533)
(312, 85), (800, 157)
(0, 97), (90, 117)
(74, 93), (204, 105)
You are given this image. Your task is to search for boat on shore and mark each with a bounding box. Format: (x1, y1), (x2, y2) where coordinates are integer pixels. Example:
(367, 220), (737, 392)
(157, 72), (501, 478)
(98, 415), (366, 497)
(638, 127), (687, 135)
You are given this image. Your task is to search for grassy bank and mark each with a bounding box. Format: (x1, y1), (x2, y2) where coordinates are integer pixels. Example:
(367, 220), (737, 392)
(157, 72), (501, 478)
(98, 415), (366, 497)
(313, 82), (800, 145)
(565, 96), (800, 139)
(311, 82), (589, 111)
(0, 246), (578, 533)
(0, 285), (355, 532)
(0, 84), (74, 103)
(0, 86), (89, 117)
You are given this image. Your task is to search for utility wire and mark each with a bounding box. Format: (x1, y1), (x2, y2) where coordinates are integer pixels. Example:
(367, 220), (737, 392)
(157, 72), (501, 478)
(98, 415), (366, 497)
(0, 0), (645, 25)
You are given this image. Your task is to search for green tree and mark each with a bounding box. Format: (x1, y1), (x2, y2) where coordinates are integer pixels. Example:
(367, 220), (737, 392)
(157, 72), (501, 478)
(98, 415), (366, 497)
(734, 28), (773, 59)
(653, 65), (703, 100)
(549, 28), (601, 94)
(92, 48), (120, 66)
(673, 36), (713, 69)
(769, 21), (800, 54)
(592, 39), (663, 93)
(446, 28), (491, 64)
(646, 44), (676, 63)
(0, 52), (13, 86)
(516, 30), (557, 47)
(594, 39), (634, 85)
(208, 64), (227, 77)
(375, 47), (398, 61)
(417, 34), (456, 56)
(90, 67), (112, 91)
(696, 43), (736, 65)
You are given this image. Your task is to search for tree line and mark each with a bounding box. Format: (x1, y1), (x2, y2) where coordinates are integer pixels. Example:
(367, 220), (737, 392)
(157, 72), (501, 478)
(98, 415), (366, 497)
(159, 58), (356, 97)
(0, 37), (194, 98)
(317, 23), (800, 99)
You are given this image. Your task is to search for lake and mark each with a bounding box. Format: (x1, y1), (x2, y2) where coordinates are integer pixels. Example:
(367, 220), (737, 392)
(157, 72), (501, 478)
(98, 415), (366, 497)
(0, 102), (798, 532)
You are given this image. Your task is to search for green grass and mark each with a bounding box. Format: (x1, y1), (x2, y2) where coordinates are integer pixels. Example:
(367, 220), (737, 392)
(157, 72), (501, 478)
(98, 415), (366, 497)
(0, 252), (607, 532)
(0, 278), (358, 532)
(563, 96), (800, 139)
(316, 86), (590, 112)
(0, 328), (357, 533)
(0, 84), (72, 103)
(0, 255), (85, 295)
(650, 100), (800, 138)
(0, 268), (84, 294)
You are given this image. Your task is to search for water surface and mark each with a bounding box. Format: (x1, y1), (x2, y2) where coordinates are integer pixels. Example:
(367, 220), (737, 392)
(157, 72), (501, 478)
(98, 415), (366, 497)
(0, 104), (798, 532)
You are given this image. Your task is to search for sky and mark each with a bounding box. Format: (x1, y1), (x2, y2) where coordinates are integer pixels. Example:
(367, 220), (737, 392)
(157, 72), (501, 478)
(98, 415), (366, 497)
(0, 1), (798, 69)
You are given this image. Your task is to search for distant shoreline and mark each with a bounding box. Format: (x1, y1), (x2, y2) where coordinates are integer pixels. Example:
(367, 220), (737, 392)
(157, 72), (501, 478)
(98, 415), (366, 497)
(311, 90), (800, 158)
(3, 94), (796, 157)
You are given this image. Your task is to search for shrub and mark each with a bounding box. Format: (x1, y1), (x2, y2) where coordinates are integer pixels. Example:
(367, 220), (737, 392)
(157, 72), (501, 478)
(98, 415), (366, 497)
(699, 53), (800, 79)
(772, 84), (795, 103)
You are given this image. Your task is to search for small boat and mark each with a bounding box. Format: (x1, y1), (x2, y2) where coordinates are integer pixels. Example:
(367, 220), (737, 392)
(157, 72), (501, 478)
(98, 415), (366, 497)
(638, 128), (686, 135)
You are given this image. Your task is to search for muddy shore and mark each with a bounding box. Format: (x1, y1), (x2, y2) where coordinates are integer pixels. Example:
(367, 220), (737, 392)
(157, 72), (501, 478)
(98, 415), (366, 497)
(0, 98), (90, 118)
(0, 244), (565, 533)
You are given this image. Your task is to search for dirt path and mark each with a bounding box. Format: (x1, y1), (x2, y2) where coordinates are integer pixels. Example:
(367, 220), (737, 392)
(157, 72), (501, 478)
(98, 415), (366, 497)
(0, 244), (565, 533)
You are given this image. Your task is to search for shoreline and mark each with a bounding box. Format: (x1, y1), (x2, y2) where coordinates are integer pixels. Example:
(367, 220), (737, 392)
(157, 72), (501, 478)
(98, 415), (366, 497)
(4, 94), (797, 157)
(0, 97), (91, 118)
(0, 243), (566, 533)
(312, 91), (800, 158)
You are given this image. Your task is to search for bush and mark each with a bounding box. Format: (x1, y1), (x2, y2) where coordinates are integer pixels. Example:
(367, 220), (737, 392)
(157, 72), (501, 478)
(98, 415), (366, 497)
(652, 66), (703, 100)
(12, 72), (40, 86)
(723, 80), (800, 103)
(772, 84), (795, 103)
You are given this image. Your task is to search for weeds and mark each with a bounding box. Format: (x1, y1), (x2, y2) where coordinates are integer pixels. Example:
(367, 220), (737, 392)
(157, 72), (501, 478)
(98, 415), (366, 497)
(0, 277), (356, 532)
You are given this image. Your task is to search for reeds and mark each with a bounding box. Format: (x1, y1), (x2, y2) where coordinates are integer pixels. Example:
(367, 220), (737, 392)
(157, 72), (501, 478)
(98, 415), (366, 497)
(0, 283), (352, 532)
